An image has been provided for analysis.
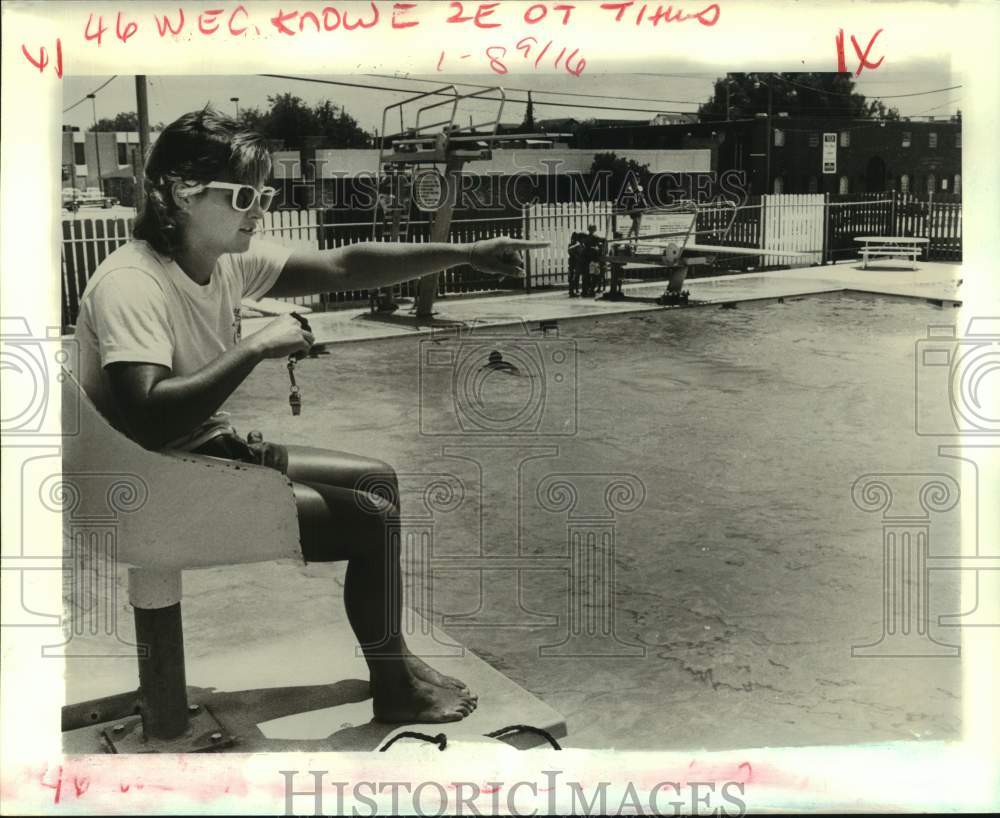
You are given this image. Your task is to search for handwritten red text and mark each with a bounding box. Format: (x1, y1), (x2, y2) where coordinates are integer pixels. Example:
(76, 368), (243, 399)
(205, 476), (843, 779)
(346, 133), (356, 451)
(152, 7), (251, 37)
(446, 1), (503, 27)
(523, 3), (576, 25)
(835, 28), (884, 75)
(20, 39), (63, 77)
(599, 1), (720, 26)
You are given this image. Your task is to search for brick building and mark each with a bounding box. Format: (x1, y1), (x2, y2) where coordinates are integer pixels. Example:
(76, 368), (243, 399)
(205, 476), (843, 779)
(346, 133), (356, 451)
(60, 128), (157, 205)
(580, 115), (962, 198)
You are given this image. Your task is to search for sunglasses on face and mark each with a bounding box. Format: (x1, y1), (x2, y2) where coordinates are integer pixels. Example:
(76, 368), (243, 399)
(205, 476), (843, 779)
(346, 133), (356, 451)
(181, 181), (277, 212)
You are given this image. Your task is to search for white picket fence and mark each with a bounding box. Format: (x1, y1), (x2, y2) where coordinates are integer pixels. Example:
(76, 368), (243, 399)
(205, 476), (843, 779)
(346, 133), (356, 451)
(259, 208), (321, 251)
(524, 201), (615, 285)
(62, 194), (959, 329)
(761, 194), (825, 267)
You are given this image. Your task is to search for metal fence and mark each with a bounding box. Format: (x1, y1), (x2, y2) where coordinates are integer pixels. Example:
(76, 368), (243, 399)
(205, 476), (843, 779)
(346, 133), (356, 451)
(826, 192), (962, 262)
(61, 193), (962, 330)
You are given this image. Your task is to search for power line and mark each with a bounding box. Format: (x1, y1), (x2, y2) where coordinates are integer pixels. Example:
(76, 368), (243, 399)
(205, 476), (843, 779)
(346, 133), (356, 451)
(765, 74), (962, 100)
(62, 76), (118, 114)
(259, 74), (700, 116)
(636, 72), (723, 79)
(641, 70), (962, 100)
(364, 73), (705, 106)
(913, 98), (962, 115)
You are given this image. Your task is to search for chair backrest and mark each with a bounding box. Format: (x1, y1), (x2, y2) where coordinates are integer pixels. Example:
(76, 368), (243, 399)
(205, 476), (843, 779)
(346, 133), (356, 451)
(60, 367), (300, 570)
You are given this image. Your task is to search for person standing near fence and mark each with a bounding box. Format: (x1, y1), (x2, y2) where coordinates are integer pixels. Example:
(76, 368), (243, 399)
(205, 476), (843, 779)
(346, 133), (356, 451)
(580, 224), (603, 297)
(72, 106), (548, 724)
(622, 183), (645, 249)
(567, 230), (584, 296)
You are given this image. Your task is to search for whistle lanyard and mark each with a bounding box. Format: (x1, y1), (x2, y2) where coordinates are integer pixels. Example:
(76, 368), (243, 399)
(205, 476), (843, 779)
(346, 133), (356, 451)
(287, 357), (302, 415)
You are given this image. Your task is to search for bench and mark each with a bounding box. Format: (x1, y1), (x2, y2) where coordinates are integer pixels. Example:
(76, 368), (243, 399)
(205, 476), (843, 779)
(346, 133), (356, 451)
(854, 236), (929, 270)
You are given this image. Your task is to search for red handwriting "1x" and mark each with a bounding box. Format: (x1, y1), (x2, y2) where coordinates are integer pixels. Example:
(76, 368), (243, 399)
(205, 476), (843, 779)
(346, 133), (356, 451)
(835, 28), (884, 76)
(21, 39), (63, 77)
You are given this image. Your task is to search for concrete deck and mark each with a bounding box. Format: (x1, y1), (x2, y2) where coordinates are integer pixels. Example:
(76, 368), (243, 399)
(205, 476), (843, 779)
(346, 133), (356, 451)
(243, 260), (962, 346)
(63, 560), (567, 753)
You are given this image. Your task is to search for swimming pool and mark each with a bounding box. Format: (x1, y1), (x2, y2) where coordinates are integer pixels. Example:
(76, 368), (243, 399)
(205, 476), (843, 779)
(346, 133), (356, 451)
(213, 290), (965, 749)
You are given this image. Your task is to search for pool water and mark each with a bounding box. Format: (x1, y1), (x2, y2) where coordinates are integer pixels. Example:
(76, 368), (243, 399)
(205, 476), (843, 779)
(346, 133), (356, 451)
(227, 291), (964, 750)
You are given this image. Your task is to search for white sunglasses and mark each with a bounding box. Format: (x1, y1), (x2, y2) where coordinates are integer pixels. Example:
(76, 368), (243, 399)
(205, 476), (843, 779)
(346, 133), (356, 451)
(180, 181), (277, 212)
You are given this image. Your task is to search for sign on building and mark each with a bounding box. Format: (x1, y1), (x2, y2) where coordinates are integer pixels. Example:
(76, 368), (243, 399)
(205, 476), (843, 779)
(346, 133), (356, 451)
(822, 132), (837, 174)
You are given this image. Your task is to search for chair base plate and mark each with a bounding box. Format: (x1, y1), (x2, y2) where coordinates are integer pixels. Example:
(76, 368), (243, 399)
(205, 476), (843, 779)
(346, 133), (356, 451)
(69, 705), (237, 754)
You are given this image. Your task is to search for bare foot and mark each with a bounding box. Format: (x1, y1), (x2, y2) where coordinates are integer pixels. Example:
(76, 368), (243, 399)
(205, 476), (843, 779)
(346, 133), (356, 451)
(403, 649), (474, 697)
(371, 672), (478, 724)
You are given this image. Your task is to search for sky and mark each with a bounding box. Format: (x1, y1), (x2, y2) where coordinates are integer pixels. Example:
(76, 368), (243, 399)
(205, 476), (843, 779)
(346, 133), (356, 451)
(61, 63), (960, 134)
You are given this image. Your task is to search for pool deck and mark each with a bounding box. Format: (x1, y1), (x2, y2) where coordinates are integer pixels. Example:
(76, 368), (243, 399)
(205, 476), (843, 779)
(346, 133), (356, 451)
(244, 259), (963, 345)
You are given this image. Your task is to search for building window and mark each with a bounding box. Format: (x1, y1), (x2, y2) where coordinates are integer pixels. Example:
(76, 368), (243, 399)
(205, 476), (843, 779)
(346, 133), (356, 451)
(956, 131), (962, 149)
(839, 175), (849, 195)
(900, 174), (910, 193)
(73, 142), (85, 165)
(839, 131), (850, 147)
(808, 132), (819, 148)
(807, 176), (818, 193)
(929, 132), (938, 149)
(773, 176), (784, 194)
(926, 173), (936, 194)
(773, 128), (785, 147)
(117, 142), (129, 166)
(941, 177), (948, 191)
(954, 174), (961, 195)
(902, 131), (912, 148)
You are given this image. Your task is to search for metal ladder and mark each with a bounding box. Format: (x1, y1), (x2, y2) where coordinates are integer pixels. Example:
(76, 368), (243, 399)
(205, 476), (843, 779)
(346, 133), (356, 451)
(369, 165), (416, 313)
(369, 85), (506, 317)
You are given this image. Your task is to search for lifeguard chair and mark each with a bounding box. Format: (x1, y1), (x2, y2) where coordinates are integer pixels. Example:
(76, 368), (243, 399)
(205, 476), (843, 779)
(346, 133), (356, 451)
(57, 367), (567, 752)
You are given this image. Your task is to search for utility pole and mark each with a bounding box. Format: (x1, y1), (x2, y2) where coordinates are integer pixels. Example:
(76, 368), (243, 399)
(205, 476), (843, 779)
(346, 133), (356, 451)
(87, 93), (103, 195)
(753, 73), (774, 196)
(135, 75), (151, 166)
(765, 76), (773, 195)
(135, 76), (151, 210)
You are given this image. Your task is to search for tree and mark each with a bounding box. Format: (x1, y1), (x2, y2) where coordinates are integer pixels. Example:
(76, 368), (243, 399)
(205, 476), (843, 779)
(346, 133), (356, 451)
(85, 97), (373, 147)
(259, 93), (317, 149)
(697, 73), (900, 120)
(589, 152), (652, 203)
(313, 100), (371, 148)
(521, 92), (535, 132)
(243, 93), (373, 149)
(237, 105), (267, 133)
(89, 111), (165, 131)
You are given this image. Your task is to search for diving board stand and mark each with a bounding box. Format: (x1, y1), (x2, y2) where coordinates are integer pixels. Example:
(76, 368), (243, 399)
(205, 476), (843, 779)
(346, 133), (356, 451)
(603, 201), (815, 304)
(371, 84), (571, 319)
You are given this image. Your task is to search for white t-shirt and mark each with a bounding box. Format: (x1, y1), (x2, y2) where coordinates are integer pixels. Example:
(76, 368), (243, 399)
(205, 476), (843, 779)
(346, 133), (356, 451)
(74, 238), (293, 451)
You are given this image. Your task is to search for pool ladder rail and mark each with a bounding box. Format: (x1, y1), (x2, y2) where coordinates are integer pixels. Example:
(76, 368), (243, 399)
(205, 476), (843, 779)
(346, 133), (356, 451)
(369, 83), (571, 316)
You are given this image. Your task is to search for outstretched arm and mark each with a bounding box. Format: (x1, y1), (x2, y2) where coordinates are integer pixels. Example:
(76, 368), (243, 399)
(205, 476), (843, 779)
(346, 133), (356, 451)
(266, 237), (549, 298)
